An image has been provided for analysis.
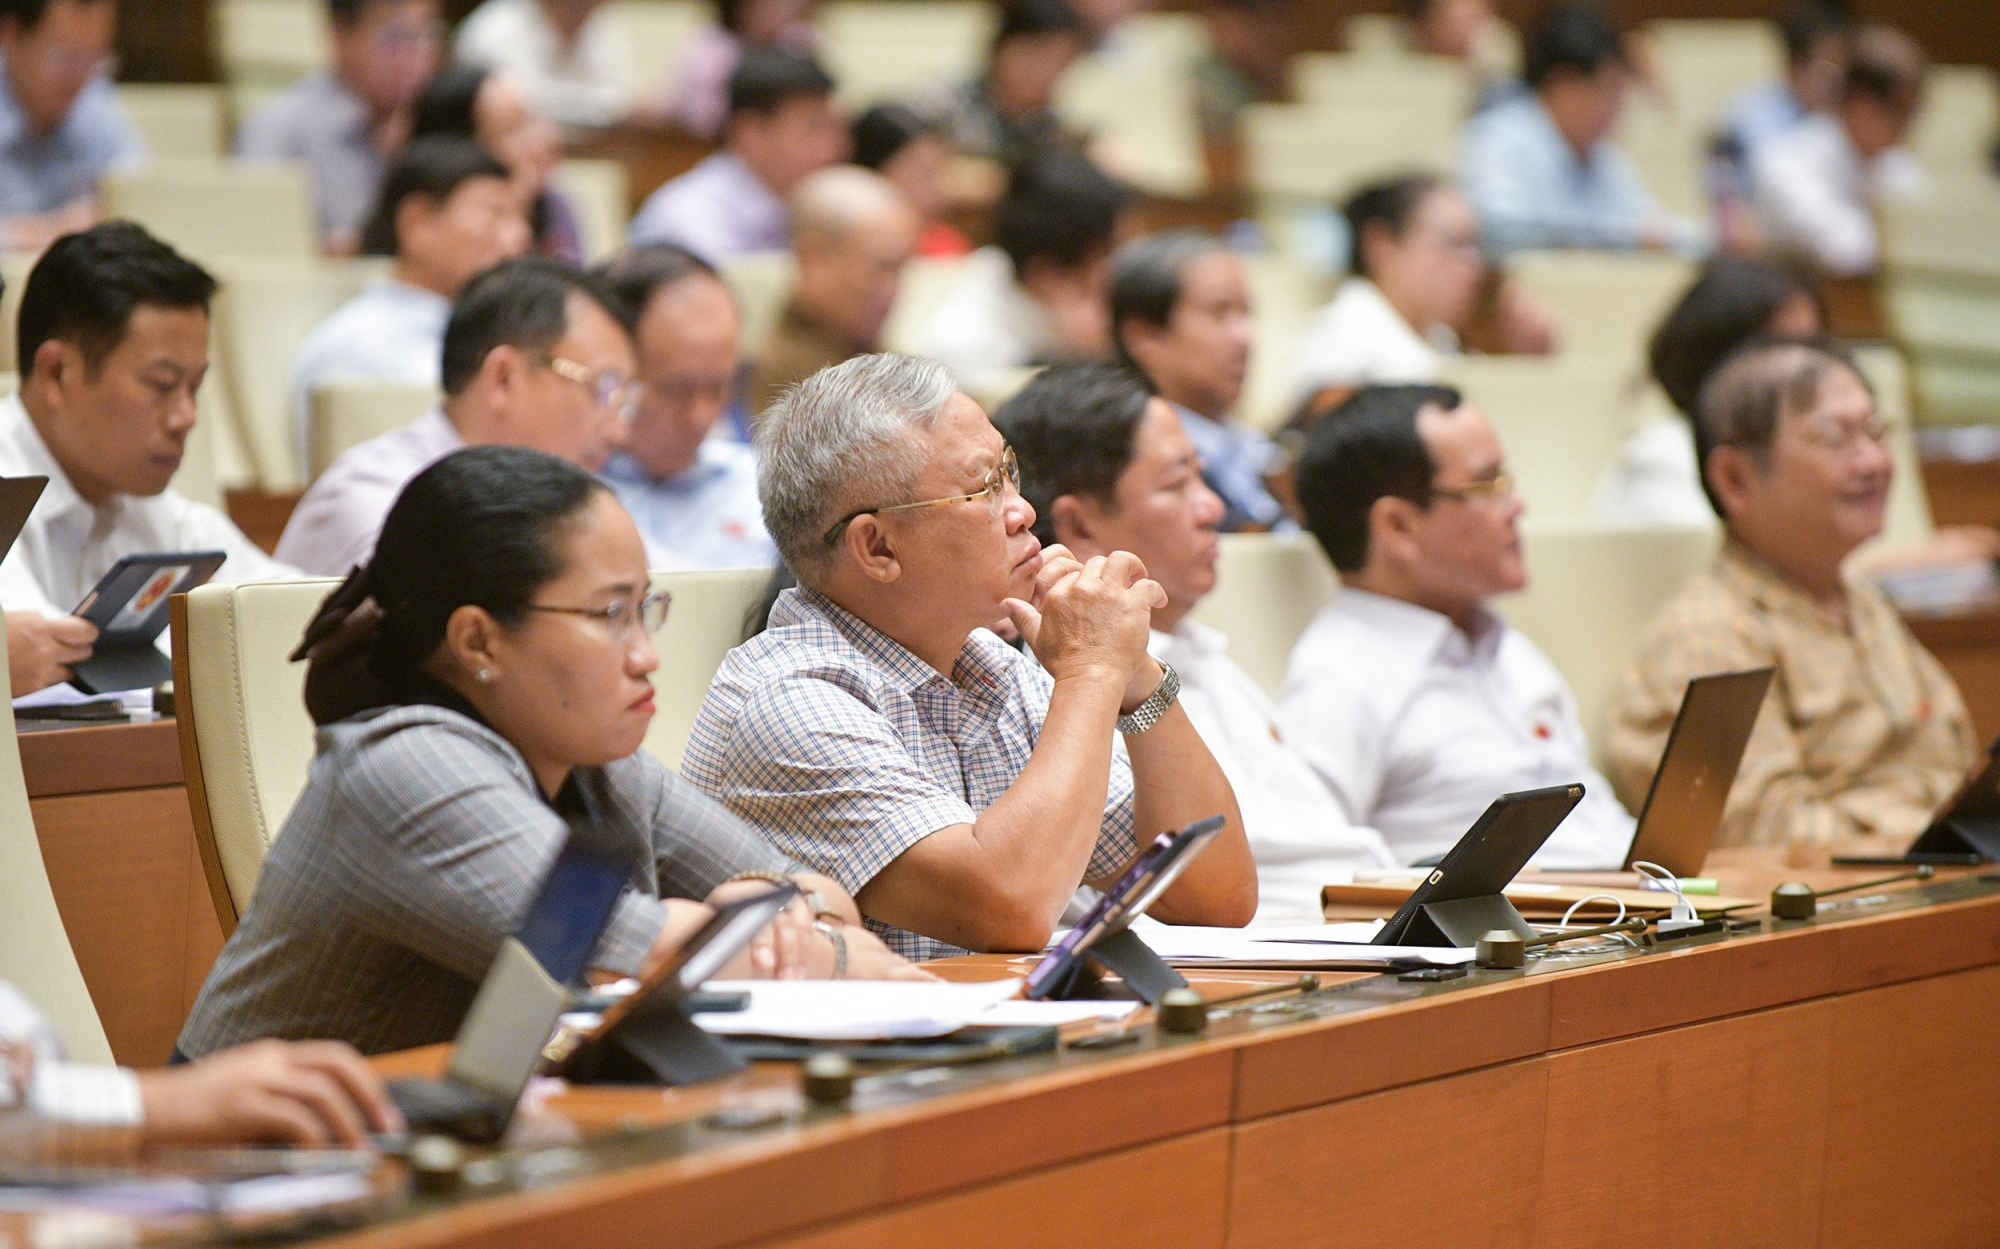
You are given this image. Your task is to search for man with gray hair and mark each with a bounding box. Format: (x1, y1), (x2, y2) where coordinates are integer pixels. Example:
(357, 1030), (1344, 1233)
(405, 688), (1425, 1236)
(1606, 337), (1977, 851)
(682, 353), (1256, 960)
(744, 165), (920, 414)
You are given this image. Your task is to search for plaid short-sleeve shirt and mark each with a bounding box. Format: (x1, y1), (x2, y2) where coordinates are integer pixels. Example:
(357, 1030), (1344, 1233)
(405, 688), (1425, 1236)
(681, 586), (1139, 961)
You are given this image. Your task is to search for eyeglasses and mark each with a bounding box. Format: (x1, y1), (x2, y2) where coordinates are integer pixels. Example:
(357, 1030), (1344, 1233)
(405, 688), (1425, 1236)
(523, 591), (672, 641)
(1795, 415), (1898, 454)
(1430, 472), (1516, 504)
(543, 356), (640, 422)
(822, 446), (1021, 547)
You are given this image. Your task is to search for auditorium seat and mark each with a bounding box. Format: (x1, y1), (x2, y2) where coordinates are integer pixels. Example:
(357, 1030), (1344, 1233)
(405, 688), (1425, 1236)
(1239, 252), (1333, 432)
(115, 84), (229, 161)
(0, 251), (35, 373)
(308, 380), (440, 480)
(1503, 519), (1721, 753)
(1188, 531), (1337, 697)
(216, 0), (326, 107)
(0, 626), (116, 1064)
(642, 567), (772, 771)
(173, 578), (338, 931)
(1441, 354), (1638, 523)
(720, 252), (797, 370)
(1240, 100), (1456, 242)
(1883, 194), (2000, 426)
(554, 158), (633, 264)
(819, 1), (993, 109)
(208, 255), (385, 492)
(1908, 65), (2000, 179)
(601, 0), (707, 99)
(1056, 48), (1208, 198)
(1506, 251), (1697, 366)
(103, 160), (320, 261)
(1640, 18), (1784, 131)
(883, 255), (972, 358)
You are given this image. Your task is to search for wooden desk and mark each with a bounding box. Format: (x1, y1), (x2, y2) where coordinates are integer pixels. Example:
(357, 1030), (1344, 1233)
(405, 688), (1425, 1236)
(20, 718), (223, 1068)
(19, 850), (1994, 1249)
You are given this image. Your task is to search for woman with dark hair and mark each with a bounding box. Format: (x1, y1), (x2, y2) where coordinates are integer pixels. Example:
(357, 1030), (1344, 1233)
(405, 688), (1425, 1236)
(1292, 174), (1556, 400)
(1596, 256), (1825, 523)
(178, 447), (919, 1060)
(413, 63), (583, 263)
(851, 104), (974, 258)
(661, 0), (819, 141)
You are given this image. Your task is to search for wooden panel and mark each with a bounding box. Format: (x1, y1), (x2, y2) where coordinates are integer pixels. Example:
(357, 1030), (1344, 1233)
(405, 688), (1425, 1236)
(1906, 605), (2000, 746)
(17, 719), (182, 798)
(880, 1047), (1235, 1202)
(32, 786), (215, 1067)
(1534, 1000), (1832, 1248)
(1820, 964), (2000, 1249)
(759, 1130), (1231, 1249)
(1227, 1060), (1549, 1249)
(1232, 980), (1552, 1120)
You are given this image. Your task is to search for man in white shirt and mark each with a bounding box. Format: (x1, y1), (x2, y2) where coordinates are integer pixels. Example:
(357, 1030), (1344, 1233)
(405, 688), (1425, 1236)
(0, 980), (398, 1162)
(0, 223), (292, 695)
(996, 361), (1397, 925)
(1279, 383), (1635, 869)
(289, 136), (531, 458)
(627, 49), (848, 263)
(920, 149), (1134, 398)
(594, 244), (776, 569)
(453, 0), (628, 129)
(1752, 24), (1928, 277)
(277, 256), (637, 575)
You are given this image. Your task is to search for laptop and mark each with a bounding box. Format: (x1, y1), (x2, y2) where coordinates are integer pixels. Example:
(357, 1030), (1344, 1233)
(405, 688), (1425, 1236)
(386, 838), (631, 1143)
(1611, 667), (1774, 877)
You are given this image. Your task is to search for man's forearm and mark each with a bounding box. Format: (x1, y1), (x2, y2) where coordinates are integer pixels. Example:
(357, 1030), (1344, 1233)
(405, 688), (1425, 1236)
(1122, 706), (1257, 926)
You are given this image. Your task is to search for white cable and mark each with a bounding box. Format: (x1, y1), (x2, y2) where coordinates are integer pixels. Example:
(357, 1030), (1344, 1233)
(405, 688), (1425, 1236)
(1633, 860), (1699, 926)
(1557, 893), (1625, 929)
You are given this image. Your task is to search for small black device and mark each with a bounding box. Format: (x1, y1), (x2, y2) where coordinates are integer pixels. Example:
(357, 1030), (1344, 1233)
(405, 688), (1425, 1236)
(1025, 815), (1228, 1004)
(69, 550), (225, 693)
(1373, 785), (1586, 948)
(561, 885), (799, 1087)
(387, 833), (631, 1141)
(1832, 852), (1985, 868)
(1617, 667), (1775, 875)
(1398, 966), (1470, 983)
(1895, 738), (2000, 864)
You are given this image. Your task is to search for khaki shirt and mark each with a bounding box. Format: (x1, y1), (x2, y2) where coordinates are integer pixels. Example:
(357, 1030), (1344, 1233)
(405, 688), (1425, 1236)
(1605, 538), (1979, 849)
(746, 300), (865, 417)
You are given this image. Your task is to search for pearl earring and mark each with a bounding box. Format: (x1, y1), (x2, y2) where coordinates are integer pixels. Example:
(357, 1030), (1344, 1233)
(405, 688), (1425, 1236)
(477, 668), (492, 683)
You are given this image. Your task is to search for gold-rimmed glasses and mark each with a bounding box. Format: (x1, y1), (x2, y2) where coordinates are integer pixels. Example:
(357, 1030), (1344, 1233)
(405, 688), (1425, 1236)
(822, 447), (1021, 547)
(542, 356), (640, 422)
(1430, 472), (1516, 504)
(522, 591), (673, 641)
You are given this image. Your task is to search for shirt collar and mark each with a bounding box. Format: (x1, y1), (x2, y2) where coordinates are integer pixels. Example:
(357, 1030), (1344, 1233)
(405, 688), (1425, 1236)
(0, 392), (96, 530)
(600, 439), (735, 491)
(1333, 586), (1504, 666)
(784, 584), (1013, 699)
(1715, 534), (1855, 630)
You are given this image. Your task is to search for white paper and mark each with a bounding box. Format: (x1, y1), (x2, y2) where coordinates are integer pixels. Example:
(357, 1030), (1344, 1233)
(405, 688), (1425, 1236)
(11, 682), (153, 712)
(976, 999), (1141, 1027)
(0, 1171), (371, 1216)
(691, 978), (1027, 1040)
(1125, 922), (1475, 967)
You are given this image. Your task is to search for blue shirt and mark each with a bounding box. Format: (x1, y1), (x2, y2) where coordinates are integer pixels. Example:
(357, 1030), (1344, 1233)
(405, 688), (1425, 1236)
(627, 151), (789, 263)
(1175, 404), (1289, 532)
(0, 62), (141, 217)
(1459, 93), (1702, 256)
(600, 440), (777, 570)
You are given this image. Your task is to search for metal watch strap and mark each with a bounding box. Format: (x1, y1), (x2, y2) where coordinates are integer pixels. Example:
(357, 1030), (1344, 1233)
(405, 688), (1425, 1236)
(813, 920), (849, 978)
(1116, 661), (1180, 735)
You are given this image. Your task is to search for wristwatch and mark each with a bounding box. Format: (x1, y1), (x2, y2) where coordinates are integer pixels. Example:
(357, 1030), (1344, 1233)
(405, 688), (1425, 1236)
(1116, 661), (1180, 735)
(813, 920), (849, 978)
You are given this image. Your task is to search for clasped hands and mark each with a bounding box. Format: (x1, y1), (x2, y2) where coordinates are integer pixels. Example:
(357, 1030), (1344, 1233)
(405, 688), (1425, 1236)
(1003, 545), (1168, 714)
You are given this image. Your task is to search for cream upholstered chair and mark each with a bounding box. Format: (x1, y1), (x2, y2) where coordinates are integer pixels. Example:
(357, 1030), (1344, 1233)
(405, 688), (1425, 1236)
(1442, 355), (1639, 524)
(602, 0), (706, 98)
(210, 255), (383, 491)
(1187, 532), (1338, 699)
(0, 627), (114, 1064)
(308, 380), (440, 480)
(641, 566), (773, 771)
(0, 251), (37, 373)
(820, 1), (992, 108)
(115, 84), (228, 159)
(1501, 520), (1721, 756)
(554, 159), (632, 264)
(720, 253), (796, 370)
(1506, 251), (1697, 365)
(102, 160), (320, 260)
(172, 578), (338, 933)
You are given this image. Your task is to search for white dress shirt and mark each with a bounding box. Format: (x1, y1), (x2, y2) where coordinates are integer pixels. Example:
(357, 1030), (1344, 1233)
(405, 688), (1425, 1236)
(915, 246), (1058, 397)
(0, 981), (141, 1137)
(1751, 114), (1926, 277)
(1151, 621), (1396, 926)
(0, 395), (291, 619)
(600, 440), (776, 570)
(275, 406), (464, 576)
(1595, 416), (1718, 527)
(288, 278), (450, 466)
(1277, 588), (1635, 869)
(1292, 277), (1455, 399)
(453, 0), (629, 129)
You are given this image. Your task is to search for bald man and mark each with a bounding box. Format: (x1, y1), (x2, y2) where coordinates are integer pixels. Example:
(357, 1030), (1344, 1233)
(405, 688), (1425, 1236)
(745, 165), (921, 414)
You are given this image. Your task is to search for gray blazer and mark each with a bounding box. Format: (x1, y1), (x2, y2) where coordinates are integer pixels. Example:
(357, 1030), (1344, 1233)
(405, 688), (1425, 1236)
(178, 704), (794, 1058)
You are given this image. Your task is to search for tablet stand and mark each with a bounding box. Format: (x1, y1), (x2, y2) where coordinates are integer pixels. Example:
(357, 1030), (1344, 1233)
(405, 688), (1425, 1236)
(1909, 815), (2000, 863)
(567, 995), (747, 1087)
(1399, 894), (1538, 949)
(1038, 928), (1189, 1005)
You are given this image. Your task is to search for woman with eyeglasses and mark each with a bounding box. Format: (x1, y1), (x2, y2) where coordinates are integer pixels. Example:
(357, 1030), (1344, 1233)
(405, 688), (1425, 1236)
(179, 446), (922, 1062)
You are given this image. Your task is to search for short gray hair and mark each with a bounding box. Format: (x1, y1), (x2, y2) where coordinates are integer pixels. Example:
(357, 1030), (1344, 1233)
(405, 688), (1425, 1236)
(1693, 336), (1871, 518)
(757, 353), (960, 577)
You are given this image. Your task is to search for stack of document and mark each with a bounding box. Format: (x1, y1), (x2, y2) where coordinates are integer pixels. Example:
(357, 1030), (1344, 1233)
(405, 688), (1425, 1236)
(689, 978), (1137, 1041)
(1125, 919), (1476, 969)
